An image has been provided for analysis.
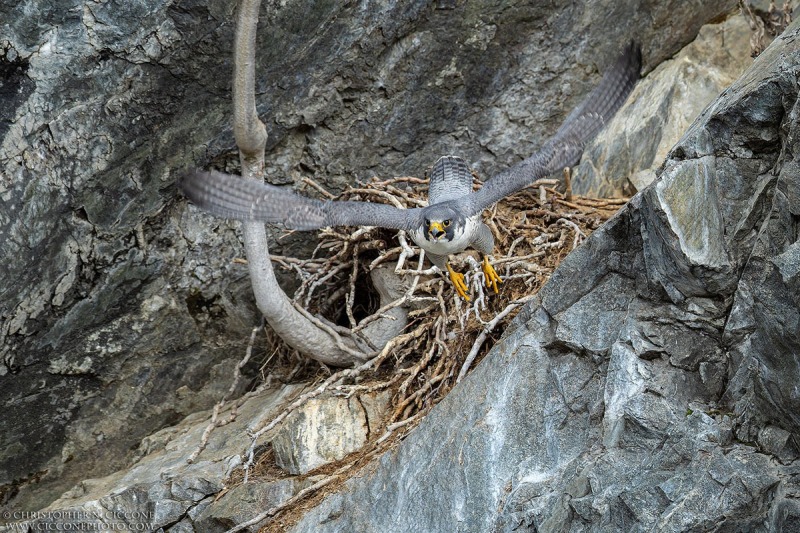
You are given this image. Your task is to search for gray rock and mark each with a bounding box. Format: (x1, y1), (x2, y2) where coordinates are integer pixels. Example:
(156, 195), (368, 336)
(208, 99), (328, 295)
(574, 13), (754, 196)
(194, 478), (312, 532)
(6, 384), (304, 532)
(0, 0), (736, 512)
(288, 16), (800, 533)
(272, 391), (390, 475)
(167, 519), (197, 533)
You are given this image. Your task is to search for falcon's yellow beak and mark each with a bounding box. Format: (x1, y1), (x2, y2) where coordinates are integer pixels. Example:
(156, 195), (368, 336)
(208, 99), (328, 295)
(428, 220), (445, 239)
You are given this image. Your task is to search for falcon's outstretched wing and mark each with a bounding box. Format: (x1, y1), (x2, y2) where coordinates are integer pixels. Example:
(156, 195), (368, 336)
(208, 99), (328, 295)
(179, 170), (420, 231)
(460, 41), (641, 217)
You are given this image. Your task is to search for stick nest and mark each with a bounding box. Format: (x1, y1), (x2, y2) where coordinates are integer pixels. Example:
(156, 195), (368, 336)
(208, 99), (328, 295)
(275, 170), (624, 394)
(228, 169), (626, 531)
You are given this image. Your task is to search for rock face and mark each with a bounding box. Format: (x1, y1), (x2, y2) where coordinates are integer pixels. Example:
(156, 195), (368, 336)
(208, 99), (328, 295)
(574, 13), (754, 196)
(12, 384), (306, 532)
(271, 392), (390, 475)
(0, 0), (737, 512)
(289, 17), (800, 533)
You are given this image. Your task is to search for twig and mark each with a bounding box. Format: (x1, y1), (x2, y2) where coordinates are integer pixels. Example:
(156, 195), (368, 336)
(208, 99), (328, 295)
(552, 197), (584, 210)
(188, 321), (263, 464)
(225, 465), (348, 533)
(375, 412), (423, 444)
(347, 188), (406, 208)
(559, 218), (586, 249)
(456, 295), (536, 383)
(301, 176), (336, 199)
(291, 304), (370, 361)
(563, 166), (573, 201)
(393, 232), (418, 272)
(345, 244), (360, 329)
(573, 196), (629, 206)
(301, 262), (351, 307)
(370, 176), (428, 187)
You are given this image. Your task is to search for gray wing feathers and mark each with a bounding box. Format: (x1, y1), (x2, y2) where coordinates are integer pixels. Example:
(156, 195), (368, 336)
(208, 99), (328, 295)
(462, 41), (641, 216)
(322, 198), (419, 230)
(181, 43), (640, 230)
(180, 170), (418, 231)
(428, 155), (474, 204)
(179, 170), (326, 229)
(550, 40), (641, 159)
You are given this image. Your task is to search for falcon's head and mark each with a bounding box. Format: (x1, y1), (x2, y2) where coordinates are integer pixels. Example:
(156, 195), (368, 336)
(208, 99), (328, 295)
(420, 203), (466, 243)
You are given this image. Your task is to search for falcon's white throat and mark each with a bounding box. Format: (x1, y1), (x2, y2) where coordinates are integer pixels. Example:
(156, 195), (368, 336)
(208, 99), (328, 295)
(412, 215), (479, 256)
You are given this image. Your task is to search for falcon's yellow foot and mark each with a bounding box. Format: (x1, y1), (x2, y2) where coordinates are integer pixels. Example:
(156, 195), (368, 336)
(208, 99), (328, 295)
(446, 263), (470, 301)
(482, 256), (502, 294)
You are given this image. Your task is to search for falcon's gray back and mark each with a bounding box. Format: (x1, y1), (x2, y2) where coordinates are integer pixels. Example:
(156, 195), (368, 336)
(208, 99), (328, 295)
(427, 155), (473, 205)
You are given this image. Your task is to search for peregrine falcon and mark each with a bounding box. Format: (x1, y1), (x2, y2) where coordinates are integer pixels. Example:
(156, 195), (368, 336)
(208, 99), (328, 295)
(180, 42), (641, 301)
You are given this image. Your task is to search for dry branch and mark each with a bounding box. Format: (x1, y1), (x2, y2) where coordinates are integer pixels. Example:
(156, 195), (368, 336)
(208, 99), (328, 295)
(187, 321), (263, 464)
(228, 0), (411, 367)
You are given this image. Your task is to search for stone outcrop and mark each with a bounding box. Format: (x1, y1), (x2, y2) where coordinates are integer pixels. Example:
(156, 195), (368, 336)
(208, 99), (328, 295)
(10, 384), (306, 532)
(574, 13), (754, 196)
(289, 16), (800, 532)
(271, 392), (390, 475)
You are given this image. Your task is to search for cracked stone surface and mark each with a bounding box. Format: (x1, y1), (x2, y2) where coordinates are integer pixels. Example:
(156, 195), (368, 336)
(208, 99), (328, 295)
(288, 16), (800, 533)
(0, 0), (738, 518)
(573, 13), (754, 197)
(271, 391), (390, 475)
(6, 384), (306, 532)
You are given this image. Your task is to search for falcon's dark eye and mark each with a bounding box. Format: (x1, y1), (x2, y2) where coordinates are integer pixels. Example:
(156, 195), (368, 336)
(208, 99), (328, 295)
(443, 219), (451, 227)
